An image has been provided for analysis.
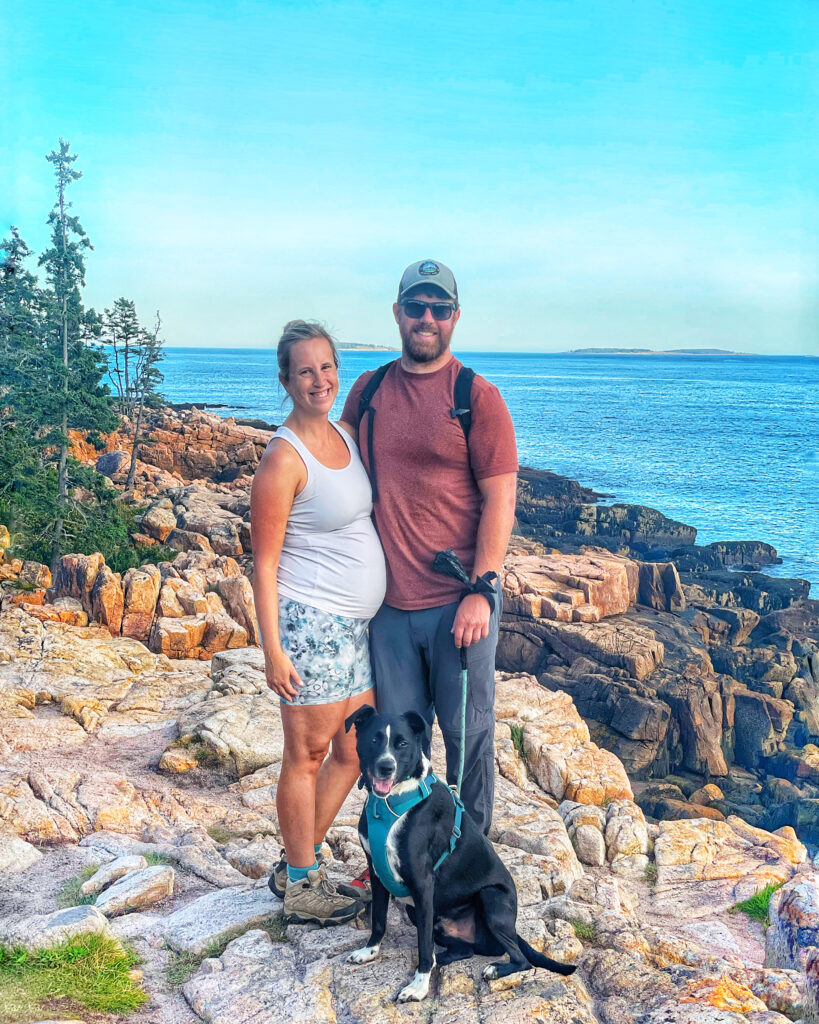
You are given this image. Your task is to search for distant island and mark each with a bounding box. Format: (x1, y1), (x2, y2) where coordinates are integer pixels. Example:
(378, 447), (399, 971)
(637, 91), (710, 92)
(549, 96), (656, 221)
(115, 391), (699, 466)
(338, 343), (399, 351)
(569, 347), (742, 355)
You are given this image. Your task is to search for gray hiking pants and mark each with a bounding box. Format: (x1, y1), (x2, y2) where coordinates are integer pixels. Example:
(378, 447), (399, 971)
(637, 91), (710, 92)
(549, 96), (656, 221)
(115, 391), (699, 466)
(368, 583), (502, 835)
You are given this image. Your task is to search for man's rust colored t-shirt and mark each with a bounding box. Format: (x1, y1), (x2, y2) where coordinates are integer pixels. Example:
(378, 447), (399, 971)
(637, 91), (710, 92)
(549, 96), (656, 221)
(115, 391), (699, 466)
(341, 356), (518, 610)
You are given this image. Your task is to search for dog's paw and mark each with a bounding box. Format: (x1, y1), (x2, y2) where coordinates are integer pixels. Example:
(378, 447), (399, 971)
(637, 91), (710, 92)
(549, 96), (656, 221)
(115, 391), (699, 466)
(482, 964), (499, 981)
(348, 944), (380, 964)
(397, 970), (432, 1002)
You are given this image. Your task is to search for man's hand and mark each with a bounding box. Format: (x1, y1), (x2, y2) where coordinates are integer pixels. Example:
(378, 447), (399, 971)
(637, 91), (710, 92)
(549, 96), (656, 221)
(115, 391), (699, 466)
(451, 592), (491, 648)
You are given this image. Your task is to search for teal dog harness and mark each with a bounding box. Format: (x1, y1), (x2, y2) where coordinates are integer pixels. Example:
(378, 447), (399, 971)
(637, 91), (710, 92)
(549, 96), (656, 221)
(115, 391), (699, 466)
(365, 773), (464, 898)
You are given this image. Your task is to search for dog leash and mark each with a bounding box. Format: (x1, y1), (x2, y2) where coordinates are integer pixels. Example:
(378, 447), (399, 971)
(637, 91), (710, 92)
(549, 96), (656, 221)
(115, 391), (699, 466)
(432, 548), (497, 797)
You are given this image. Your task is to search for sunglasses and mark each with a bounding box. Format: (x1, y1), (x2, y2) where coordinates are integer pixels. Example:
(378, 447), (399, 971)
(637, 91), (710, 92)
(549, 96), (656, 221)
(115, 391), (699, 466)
(400, 299), (457, 321)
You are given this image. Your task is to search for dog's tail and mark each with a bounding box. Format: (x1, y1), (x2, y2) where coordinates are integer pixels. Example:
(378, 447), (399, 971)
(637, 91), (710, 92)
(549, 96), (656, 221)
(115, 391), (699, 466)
(517, 936), (577, 976)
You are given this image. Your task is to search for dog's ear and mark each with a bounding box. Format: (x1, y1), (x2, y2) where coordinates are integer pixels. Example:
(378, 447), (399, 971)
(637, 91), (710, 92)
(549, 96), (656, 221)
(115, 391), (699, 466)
(404, 711), (429, 738)
(345, 704), (376, 734)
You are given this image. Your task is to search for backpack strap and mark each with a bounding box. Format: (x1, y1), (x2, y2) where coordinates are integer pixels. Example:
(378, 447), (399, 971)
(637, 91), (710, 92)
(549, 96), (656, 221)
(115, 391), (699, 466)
(358, 360), (397, 503)
(450, 366), (474, 440)
(361, 361), (475, 503)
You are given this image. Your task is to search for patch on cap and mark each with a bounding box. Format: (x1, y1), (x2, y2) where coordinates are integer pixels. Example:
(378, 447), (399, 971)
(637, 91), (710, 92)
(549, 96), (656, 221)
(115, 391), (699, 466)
(418, 261), (440, 276)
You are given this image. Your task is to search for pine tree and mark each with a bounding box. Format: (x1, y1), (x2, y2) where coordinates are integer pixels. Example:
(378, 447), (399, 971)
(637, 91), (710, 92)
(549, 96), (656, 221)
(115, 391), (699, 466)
(37, 140), (116, 569)
(0, 228), (50, 432)
(104, 298), (165, 490)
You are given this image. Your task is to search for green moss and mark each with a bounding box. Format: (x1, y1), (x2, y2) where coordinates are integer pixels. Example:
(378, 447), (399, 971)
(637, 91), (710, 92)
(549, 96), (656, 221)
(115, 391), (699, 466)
(0, 933), (147, 1020)
(55, 866), (99, 909)
(644, 862), (658, 886)
(729, 881), (783, 924)
(8, 579), (38, 593)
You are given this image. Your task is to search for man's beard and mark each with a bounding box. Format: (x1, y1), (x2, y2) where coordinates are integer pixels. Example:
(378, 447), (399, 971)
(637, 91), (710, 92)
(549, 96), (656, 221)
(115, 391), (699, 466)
(400, 324), (449, 363)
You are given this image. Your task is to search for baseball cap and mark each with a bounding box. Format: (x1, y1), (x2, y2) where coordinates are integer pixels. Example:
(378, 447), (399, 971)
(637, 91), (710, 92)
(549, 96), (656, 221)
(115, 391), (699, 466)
(397, 260), (458, 304)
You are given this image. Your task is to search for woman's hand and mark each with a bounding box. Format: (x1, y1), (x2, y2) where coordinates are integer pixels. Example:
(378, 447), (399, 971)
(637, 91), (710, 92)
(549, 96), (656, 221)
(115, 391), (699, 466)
(265, 648), (303, 702)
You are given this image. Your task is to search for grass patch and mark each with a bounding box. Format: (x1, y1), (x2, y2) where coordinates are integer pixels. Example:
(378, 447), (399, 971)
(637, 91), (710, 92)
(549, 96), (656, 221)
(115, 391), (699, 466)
(164, 948), (203, 987)
(0, 932), (147, 1021)
(194, 744), (224, 768)
(259, 915), (289, 944)
(55, 866), (98, 909)
(644, 862), (658, 886)
(144, 851), (175, 867)
(569, 918), (596, 944)
(206, 824), (246, 845)
(509, 723), (525, 757)
(165, 915), (287, 985)
(729, 882), (783, 924)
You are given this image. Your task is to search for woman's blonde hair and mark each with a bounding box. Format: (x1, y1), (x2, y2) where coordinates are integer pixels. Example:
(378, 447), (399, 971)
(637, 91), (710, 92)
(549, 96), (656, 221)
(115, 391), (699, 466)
(277, 320), (339, 382)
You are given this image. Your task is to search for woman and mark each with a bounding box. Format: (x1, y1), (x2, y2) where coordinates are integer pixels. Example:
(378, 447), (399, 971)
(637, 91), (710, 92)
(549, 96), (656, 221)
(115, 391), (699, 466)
(250, 320), (386, 926)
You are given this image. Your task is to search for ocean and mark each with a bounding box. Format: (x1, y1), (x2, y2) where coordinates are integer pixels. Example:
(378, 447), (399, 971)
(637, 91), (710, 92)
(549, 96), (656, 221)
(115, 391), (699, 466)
(158, 348), (819, 593)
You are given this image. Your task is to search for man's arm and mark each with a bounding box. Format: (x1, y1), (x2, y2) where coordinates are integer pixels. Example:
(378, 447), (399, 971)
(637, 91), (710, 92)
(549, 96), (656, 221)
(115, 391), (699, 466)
(451, 471), (517, 648)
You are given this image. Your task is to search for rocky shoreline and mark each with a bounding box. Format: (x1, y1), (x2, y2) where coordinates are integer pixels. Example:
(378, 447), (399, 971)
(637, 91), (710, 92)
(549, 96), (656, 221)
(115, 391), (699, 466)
(1, 405), (819, 1024)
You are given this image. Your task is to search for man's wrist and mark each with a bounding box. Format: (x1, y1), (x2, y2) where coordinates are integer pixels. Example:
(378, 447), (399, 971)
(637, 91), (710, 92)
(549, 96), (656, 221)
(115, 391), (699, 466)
(458, 572), (497, 614)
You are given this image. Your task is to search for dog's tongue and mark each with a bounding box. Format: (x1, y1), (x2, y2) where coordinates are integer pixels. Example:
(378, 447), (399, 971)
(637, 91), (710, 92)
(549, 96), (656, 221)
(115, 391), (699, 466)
(373, 777), (394, 796)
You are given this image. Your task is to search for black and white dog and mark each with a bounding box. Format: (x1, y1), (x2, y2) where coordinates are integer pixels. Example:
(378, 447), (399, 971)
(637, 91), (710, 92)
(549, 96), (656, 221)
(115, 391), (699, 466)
(344, 705), (576, 1002)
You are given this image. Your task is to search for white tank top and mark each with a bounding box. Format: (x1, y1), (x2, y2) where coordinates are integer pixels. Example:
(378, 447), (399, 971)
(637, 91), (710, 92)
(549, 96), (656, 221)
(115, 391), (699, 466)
(271, 421), (386, 620)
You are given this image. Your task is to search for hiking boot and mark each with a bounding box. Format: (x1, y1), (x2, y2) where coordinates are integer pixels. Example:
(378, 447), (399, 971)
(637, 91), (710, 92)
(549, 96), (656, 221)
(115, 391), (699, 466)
(269, 849), (371, 902)
(349, 868), (371, 896)
(269, 847), (326, 898)
(283, 866), (366, 926)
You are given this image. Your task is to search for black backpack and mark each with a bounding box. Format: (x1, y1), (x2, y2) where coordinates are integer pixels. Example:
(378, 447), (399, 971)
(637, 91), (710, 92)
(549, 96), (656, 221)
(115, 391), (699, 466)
(357, 359), (475, 502)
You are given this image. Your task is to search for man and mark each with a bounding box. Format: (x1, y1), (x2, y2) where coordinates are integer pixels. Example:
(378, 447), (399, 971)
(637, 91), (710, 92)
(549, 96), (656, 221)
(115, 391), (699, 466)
(341, 259), (518, 834)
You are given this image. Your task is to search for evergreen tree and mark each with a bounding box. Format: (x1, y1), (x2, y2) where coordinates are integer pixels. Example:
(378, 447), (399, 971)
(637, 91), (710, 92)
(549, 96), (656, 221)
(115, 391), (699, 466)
(37, 140), (116, 569)
(0, 228), (51, 433)
(104, 298), (165, 490)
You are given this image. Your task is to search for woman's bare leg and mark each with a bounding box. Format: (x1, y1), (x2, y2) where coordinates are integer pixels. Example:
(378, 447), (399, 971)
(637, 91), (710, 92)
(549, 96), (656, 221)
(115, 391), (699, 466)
(313, 687), (374, 844)
(278, 701), (347, 868)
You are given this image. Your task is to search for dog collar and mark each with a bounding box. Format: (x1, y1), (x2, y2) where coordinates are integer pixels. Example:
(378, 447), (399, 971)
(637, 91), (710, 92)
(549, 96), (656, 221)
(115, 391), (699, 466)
(367, 772), (438, 821)
(364, 773), (463, 898)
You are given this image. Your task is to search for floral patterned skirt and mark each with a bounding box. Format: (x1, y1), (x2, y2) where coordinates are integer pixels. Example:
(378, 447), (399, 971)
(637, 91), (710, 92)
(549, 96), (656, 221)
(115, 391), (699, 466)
(277, 597), (373, 706)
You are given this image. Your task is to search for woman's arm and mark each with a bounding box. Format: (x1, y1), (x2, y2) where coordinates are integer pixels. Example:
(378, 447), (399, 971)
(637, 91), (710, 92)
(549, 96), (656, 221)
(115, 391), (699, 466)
(250, 440), (307, 701)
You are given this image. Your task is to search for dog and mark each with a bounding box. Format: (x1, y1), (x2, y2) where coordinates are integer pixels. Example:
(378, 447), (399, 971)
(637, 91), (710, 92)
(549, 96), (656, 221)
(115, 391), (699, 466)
(344, 705), (576, 1002)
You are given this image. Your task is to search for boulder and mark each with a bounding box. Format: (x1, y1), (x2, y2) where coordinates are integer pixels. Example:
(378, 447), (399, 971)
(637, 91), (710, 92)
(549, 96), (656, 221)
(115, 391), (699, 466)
(95, 864), (175, 916)
(80, 853), (149, 895)
(159, 747), (199, 773)
(178, 693), (284, 775)
(638, 561), (686, 612)
(766, 873), (819, 970)
(96, 449), (131, 481)
(201, 613), (248, 657)
(691, 607), (761, 647)
(19, 560), (51, 589)
(166, 528), (214, 553)
(47, 552), (105, 615)
(139, 499), (178, 542)
(150, 615), (208, 658)
(89, 563), (124, 635)
(732, 686), (793, 769)
(162, 885), (281, 954)
(121, 564), (162, 641)
(0, 832), (43, 873)
(0, 904), (111, 950)
(216, 575), (260, 645)
(502, 551), (634, 622)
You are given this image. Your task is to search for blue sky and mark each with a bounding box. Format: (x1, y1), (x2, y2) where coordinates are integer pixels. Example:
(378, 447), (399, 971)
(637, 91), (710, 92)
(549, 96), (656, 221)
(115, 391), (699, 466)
(3, 0), (817, 352)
